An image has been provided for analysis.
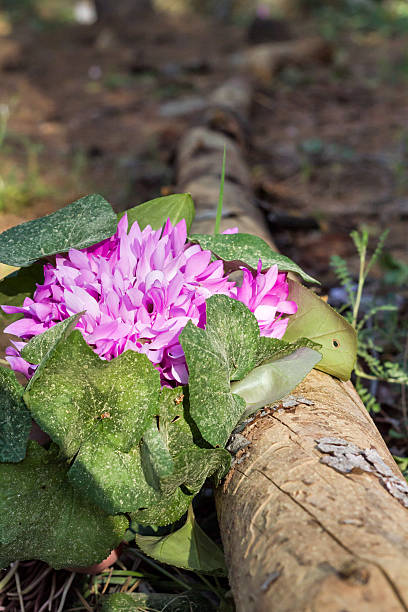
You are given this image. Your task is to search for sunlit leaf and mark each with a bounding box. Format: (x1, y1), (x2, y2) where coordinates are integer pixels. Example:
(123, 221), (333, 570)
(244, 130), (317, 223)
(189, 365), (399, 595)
(0, 194), (118, 267)
(120, 193), (195, 233)
(24, 331), (161, 513)
(283, 280), (357, 380)
(231, 346), (322, 418)
(136, 506), (226, 575)
(22, 312), (84, 368)
(189, 233), (318, 283)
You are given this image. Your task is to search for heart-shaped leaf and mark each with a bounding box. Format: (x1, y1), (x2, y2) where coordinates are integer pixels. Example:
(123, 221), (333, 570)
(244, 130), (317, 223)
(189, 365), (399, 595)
(136, 506), (226, 575)
(24, 330), (160, 457)
(24, 338), (225, 521)
(23, 331), (164, 515)
(0, 442), (128, 569)
(0, 367), (31, 462)
(119, 194), (195, 233)
(189, 233), (318, 284)
(69, 390), (228, 520)
(283, 280), (357, 380)
(180, 295), (320, 447)
(0, 194), (118, 268)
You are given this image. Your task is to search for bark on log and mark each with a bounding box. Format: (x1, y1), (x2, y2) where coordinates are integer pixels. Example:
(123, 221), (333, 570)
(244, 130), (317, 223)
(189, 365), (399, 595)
(177, 78), (271, 242)
(177, 78), (408, 612)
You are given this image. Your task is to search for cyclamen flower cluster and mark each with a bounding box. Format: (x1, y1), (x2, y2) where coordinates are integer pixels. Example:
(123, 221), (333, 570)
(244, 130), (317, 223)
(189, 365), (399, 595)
(2, 215), (297, 385)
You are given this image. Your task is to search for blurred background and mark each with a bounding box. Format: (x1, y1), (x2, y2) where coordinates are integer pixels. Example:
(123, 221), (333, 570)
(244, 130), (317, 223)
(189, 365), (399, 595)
(2, 1), (408, 608)
(1, 0), (408, 276)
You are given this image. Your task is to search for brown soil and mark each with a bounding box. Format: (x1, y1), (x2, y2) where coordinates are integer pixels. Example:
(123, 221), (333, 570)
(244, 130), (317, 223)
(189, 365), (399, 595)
(1, 10), (407, 278)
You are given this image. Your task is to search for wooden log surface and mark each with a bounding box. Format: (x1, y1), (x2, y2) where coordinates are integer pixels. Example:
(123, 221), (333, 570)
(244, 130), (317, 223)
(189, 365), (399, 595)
(178, 77), (408, 611)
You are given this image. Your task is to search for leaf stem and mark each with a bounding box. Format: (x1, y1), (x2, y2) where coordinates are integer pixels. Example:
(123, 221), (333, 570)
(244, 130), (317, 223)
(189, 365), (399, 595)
(352, 239), (366, 328)
(0, 561), (19, 592)
(214, 146), (226, 235)
(196, 573), (226, 606)
(355, 367), (405, 385)
(130, 549), (191, 591)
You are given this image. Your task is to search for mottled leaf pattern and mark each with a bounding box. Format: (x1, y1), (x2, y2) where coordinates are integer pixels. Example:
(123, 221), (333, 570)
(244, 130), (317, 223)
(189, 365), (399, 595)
(181, 295), (320, 447)
(24, 330), (160, 457)
(101, 592), (208, 612)
(0, 442), (128, 569)
(21, 313), (83, 364)
(189, 233), (318, 283)
(0, 367), (31, 462)
(0, 194), (118, 267)
(68, 438), (163, 515)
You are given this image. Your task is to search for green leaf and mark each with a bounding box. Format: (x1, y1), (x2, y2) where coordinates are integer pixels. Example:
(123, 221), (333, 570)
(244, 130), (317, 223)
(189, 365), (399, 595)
(69, 438), (165, 515)
(283, 280), (357, 380)
(119, 194), (195, 233)
(0, 442), (128, 569)
(24, 333), (228, 521)
(180, 295), (319, 447)
(189, 233), (318, 284)
(0, 263), (45, 327)
(157, 388), (231, 490)
(142, 420), (174, 480)
(131, 388), (229, 522)
(0, 194), (118, 268)
(23, 331), (162, 514)
(162, 446), (230, 494)
(231, 345), (322, 418)
(136, 506), (226, 575)
(130, 487), (194, 526)
(24, 330), (160, 457)
(0, 367), (31, 462)
(21, 312), (84, 365)
(101, 592), (209, 612)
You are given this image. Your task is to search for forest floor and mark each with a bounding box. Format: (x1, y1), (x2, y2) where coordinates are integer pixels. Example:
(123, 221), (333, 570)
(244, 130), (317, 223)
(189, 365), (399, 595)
(1, 6), (407, 279)
(1, 4), (408, 609)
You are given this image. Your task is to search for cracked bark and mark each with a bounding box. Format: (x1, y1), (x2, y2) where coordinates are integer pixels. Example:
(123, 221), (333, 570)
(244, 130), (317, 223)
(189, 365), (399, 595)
(178, 77), (408, 612)
(216, 375), (408, 612)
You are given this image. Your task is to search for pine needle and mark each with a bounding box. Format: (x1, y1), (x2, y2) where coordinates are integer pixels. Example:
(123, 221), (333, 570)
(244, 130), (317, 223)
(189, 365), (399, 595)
(15, 571), (24, 612)
(56, 572), (76, 612)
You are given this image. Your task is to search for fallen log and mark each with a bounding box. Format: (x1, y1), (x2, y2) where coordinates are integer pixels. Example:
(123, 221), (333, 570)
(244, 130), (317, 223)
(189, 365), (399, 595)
(229, 37), (332, 83)
(178, 79), (408, 611)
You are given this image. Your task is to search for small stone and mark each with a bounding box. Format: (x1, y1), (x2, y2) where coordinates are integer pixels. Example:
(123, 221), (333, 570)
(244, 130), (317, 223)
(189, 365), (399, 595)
(226, 433), (252, 455)
(295, 396), (314, 406)
(260, 566), (282, 591)
(281, 395), (298, 408)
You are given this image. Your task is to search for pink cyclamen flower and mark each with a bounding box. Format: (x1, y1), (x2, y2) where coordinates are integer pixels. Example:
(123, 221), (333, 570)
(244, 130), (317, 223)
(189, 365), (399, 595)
(2, 215), (297, 385)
